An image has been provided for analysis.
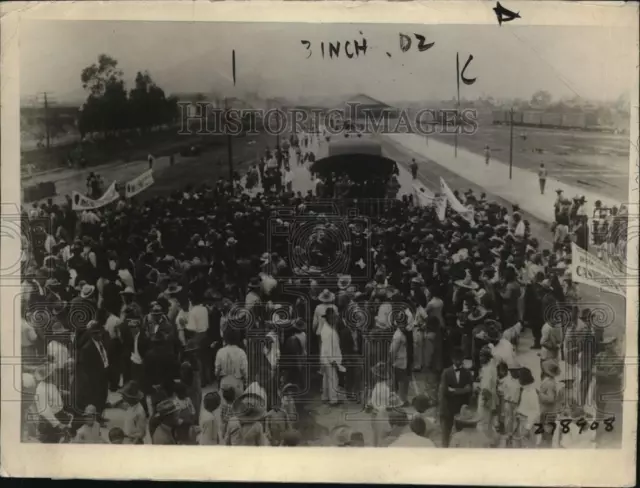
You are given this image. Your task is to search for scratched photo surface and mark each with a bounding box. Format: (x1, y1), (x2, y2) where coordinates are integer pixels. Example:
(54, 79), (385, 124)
(14, 17), (634, 453)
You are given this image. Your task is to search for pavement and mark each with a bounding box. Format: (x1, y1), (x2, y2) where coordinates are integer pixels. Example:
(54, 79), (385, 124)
(382, 133), (626, 224)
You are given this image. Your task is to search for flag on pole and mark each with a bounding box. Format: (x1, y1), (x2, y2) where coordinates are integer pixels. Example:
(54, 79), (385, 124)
(440, 177), (474, 225)
(412, 183), (436, 207)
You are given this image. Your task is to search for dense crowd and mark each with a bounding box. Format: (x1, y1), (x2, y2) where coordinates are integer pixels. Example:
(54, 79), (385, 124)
(20, 131), (623, 448)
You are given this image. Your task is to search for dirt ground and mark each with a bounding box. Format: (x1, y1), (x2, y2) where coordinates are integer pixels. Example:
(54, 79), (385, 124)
(429, 113), (630, 202)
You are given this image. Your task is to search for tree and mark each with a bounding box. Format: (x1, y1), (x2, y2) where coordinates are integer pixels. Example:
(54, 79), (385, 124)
(79, 55), (179, 138)
(530, 90), (552, 108)
(81, 54), (124, 97)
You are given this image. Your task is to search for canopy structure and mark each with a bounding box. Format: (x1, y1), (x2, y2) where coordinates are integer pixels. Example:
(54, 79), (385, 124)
(311, 153), (397, 181)
(311, 134), (398, 181)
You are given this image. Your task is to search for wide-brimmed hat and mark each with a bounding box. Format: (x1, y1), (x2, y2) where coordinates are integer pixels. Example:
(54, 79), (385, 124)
(541, 359), (561, 378)
(330, 424), (354, 446)
(119, 286), (135, 296)
(155, 399), (180, 418)
(232, 393), (266, 422)
(166, 283), (183, 295)
(119, 380), (144, 401)
(248, 277), (261, 289)
(318, 289), (335, 303)
(337, 274), (352, 290)
(468, 306), (489, 322)
(454, 276), (479, 290)
(454, 404), (481, 428)
(80, 284), (96, 299)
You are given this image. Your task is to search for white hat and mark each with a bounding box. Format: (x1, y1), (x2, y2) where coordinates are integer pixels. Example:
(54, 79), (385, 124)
(80, 284), (96, 299)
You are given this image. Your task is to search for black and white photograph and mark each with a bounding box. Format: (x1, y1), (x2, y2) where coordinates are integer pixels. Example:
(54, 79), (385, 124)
(1, 1), (638, 484)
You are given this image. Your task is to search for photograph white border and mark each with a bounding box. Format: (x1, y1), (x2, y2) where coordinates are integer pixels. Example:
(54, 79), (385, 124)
(1, 2), (638, 484)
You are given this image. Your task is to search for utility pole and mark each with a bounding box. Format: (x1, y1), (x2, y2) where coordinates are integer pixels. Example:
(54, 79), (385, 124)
(42, 92), (51, 151)
(455, 54), (461, 159)
(509, 107), (514, 180)
(225, 97), (234, 182)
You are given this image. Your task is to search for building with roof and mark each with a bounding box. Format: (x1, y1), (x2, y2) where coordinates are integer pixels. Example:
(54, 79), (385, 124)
(343, 93), (399, 121)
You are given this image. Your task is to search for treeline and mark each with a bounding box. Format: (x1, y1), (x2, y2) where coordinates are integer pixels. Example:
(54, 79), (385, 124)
(78, 54), (179, 139)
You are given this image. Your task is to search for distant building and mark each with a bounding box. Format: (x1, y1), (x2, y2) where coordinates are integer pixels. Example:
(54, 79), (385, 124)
(343, 94), (399, 120)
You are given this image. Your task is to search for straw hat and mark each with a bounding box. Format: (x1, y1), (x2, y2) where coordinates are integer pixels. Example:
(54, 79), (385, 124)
(454, 404), (481, 428)
(541, 359), (561, 378)
(155, 399), (180, 418)
(454, 272), (479, 290)
(232, 393), (267, 422)
(119, 380), (144, 401)
(165, 283), (183, 295)
(318, 289), (336, 303)
(80, 284), (96, 299)
(468, 306), (489, 322)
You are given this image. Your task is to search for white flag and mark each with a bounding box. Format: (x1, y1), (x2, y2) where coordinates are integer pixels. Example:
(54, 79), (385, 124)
(412, 183), (435, 208)
(440, 177), (474, 225)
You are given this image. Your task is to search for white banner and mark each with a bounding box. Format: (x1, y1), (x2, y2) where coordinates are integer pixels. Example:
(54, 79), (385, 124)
(440, 177), (475, 225)
(126, 169), (154, 198)
(435, 194), (447, 222)
(570, 243), (625, 297)
(412, 183), (435, 207)
(72, 182), (119, 211)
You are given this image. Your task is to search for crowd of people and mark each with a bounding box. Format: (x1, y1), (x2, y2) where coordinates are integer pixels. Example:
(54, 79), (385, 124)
(20, 129), (624, 448)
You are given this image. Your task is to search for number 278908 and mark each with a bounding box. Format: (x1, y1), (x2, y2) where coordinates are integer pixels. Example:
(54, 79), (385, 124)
(533, 417), (615, 435)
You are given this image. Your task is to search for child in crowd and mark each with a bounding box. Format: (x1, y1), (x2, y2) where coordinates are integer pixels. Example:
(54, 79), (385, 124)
(74, 405), (105, 443)
(173, 380), (197, 444)
(220, 385), (236, 440)
(198, 392), (222, 445)
(108, 427), (125, 444)
(120, 381), (147, 445)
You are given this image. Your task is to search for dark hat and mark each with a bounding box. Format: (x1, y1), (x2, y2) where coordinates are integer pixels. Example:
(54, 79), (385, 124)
(119, 380), (144, 401)
(454, 404), (481, 429)
(155, 399), (180, 418)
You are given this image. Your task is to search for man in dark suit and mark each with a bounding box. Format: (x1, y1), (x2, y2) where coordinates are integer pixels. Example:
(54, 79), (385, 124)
(75, 320), (110, 417)
(438, 347), (474, 447)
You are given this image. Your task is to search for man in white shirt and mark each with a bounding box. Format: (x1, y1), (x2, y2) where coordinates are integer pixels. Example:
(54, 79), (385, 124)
(215, 330), (249, 397)
(35, 363), (70, 443)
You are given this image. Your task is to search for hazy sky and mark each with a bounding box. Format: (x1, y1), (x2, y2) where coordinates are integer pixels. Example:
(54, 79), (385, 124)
(20, 20), (636, 105)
